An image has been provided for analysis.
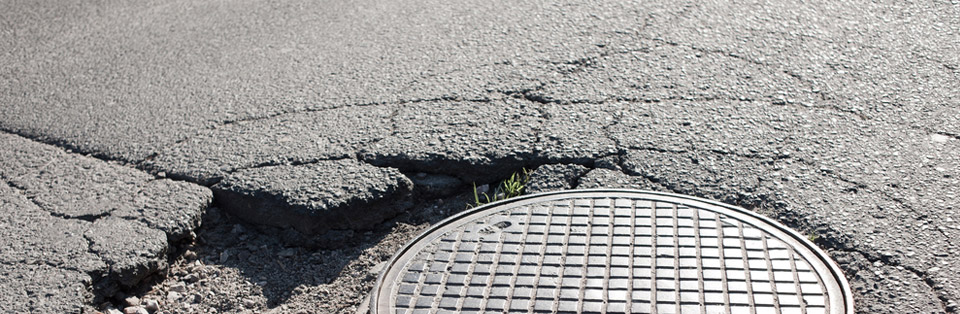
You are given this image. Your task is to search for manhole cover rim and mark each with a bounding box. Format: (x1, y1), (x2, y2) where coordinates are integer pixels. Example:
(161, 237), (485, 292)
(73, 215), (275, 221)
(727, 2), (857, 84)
(370, 188), (854, 314)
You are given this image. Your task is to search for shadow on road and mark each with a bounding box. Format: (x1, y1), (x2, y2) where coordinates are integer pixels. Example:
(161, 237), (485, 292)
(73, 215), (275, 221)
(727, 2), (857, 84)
(138, 191), (475, 313)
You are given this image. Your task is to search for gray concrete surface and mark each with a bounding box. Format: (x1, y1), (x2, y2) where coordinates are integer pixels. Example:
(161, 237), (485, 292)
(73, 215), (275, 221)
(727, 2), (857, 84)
(1, 0), (959, 313)
(525, 164), (589, 194)
(0, 133), (212, 312)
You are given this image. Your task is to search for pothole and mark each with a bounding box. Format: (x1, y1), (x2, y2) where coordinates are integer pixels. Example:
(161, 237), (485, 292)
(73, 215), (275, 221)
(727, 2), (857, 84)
(114, 189), (480, 314)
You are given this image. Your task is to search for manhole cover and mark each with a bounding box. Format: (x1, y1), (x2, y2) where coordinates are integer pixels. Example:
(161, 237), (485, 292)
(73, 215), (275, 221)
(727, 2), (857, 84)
(372, 190), (853, 314)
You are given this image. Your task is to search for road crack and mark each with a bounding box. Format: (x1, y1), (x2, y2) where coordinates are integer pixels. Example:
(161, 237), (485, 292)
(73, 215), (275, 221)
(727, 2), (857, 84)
(1, 176), (114, 223)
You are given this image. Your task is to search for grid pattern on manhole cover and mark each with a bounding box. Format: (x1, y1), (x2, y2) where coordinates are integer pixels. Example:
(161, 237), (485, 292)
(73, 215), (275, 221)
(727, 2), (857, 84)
(373, 190), (851, 314)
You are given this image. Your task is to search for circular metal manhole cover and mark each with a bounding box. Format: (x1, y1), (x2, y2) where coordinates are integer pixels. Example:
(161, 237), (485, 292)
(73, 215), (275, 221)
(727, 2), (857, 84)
(372, 190), (853, 314)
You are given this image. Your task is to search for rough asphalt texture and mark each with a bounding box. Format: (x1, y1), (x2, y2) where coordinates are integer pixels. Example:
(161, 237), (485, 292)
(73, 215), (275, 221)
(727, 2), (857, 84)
(0, 133), (212, 313)
(1, 0), (959, 313)
(213, 159), (414, 235)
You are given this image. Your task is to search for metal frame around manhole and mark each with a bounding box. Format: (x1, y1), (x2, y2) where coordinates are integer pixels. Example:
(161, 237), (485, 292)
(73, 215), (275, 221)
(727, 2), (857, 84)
(371, 189), (853, 314)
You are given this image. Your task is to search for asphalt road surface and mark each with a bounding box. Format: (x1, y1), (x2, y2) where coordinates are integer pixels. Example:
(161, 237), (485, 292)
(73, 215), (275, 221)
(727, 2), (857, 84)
(1, 0), (958, 313)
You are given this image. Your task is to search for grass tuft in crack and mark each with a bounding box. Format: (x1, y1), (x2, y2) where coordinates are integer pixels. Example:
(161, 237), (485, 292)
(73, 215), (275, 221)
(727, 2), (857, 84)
(468, 168), (531, 209)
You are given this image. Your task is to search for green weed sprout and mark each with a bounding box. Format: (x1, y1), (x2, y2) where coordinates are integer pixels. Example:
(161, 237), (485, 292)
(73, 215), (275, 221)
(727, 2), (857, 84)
(468, 168), (530, 209)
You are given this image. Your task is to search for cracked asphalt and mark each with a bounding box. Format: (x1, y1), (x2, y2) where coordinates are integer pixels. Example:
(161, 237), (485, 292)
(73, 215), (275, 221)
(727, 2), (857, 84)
(1, 0), (958, 313)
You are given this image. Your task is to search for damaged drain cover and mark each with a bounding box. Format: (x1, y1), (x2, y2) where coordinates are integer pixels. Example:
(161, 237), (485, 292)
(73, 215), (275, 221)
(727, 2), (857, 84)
(372, 190), (853, 314)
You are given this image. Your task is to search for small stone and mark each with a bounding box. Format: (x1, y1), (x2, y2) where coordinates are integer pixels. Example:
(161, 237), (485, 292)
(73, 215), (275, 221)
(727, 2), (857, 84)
(368, 261), (387, 275)
(184, 273), (200, 283)
(143, 299), (160, 312)
(123, 307), (144, 314)
(242, 298), (258, 308)
(124, 296), (140, 307)
(167, 291), (181, 302)
(476, 184), (489, 194)
(188, 294), (202, 304)
(931, 134), (950, 143)
(169, 282), (187, 292)
(107, 309), (124, 314)
(183, 250), (198, 260)
(279, 248), (297, 257)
